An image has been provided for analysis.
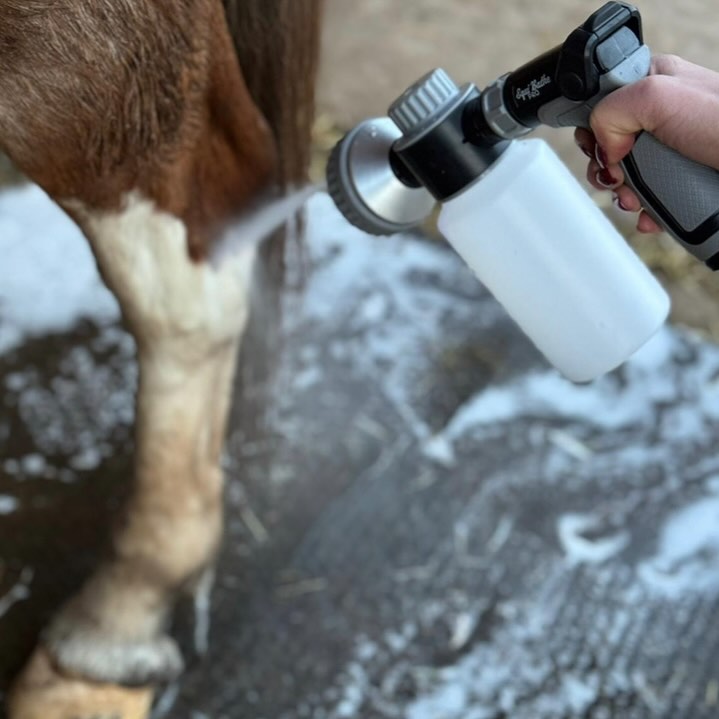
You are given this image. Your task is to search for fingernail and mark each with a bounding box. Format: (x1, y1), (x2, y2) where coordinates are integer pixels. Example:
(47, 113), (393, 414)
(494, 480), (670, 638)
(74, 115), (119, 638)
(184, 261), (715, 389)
(596, 168), (620, 189)
(595, 144), (609, 169)
(574, 137), (594, 159)
(612, 194), (630, 212)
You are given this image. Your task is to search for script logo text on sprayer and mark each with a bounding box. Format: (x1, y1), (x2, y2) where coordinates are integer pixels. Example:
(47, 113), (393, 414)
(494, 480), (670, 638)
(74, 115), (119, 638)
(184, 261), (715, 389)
(515, 74), (552, 102)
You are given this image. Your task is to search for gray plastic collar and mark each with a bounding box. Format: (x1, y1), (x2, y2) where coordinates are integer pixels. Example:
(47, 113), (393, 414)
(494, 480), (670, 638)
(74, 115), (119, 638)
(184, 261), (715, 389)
(389, 69), (461, 139)
(481, 74), (532, 140)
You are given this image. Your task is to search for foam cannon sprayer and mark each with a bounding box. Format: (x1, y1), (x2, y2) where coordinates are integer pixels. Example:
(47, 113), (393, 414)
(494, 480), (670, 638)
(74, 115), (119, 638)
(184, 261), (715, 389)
(326, 2), (719, 382)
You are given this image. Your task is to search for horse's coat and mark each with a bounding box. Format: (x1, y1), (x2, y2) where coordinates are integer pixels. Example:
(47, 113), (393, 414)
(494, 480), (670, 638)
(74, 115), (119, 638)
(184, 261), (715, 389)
(3, 1), (322, 717)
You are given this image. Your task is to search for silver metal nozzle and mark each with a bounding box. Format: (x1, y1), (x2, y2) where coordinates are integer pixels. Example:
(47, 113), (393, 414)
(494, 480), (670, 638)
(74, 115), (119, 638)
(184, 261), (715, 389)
(326, 118), (436, 236)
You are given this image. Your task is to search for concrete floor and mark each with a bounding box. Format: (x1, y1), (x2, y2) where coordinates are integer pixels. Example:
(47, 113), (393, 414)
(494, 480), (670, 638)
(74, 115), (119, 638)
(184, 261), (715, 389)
(2, 194), (719, 717)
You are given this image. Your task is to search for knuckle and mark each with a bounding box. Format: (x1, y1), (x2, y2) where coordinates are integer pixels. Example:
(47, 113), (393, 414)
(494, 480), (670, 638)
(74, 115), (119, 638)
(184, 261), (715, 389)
(634, 74), (667, 106)
(651, 53), (683, 77)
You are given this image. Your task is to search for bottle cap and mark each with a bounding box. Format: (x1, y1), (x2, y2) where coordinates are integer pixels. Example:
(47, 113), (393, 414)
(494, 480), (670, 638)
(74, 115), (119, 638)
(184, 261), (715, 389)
(389, 69), (460, 136)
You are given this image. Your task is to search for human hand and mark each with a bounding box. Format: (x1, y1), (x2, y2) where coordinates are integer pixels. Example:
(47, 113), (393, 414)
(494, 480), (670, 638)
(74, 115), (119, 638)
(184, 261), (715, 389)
(575, 54), (719, 233)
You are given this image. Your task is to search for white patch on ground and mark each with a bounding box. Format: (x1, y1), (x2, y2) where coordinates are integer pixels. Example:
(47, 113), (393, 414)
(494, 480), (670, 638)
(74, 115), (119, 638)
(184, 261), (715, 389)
(0, 185), (118, 354)
(327, 591), (604, 719)
(0, 568), (33, 619)
(421, 338), (674, 451)
(6, 331), (137, 477)
(20, 453), (47, 477)
(638, 496), (719, 598)
(0, 494), (19, 514)
(331, 639), (376, 719)
(557, 513), (630, 565)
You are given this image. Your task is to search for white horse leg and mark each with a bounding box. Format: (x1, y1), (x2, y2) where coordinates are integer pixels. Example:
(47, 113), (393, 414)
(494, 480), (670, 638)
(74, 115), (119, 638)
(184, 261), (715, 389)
(9, 194), (256, 717)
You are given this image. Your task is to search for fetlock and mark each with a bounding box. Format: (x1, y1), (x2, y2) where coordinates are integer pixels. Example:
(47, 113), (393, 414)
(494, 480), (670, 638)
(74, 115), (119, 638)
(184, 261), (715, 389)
(41, 565), (184, 686)
(44, 622), (184, 686)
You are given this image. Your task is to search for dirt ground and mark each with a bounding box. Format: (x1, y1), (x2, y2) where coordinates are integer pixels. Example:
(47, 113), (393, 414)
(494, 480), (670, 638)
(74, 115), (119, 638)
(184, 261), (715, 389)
(315, 0), (719, 339)
(4, 190), (719, 719)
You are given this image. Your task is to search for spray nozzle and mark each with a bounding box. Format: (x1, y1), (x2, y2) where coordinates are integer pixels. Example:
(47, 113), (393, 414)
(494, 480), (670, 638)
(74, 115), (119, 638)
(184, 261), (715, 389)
(326, 118), (436, 236)
(326, 69), (508, 236)
(325, 67), (472, 237)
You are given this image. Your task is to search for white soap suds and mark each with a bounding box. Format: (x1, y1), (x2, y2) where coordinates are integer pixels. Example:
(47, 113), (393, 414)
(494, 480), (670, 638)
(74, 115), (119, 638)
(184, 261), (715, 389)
(0, 494), (19, 515)
(557, 513), (630, 565)
(0, 184), (118, 354)
(638, 496), (719, 598)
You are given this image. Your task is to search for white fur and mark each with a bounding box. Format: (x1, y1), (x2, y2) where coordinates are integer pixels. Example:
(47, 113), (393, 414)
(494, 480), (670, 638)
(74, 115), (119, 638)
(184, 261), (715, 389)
(42, 193), (258, 684)
(48, 631), (184, 685)
(67, 192), (257, 366)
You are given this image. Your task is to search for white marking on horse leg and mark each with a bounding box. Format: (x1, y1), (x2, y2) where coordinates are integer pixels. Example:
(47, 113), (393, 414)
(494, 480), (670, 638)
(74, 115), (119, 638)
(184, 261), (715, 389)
(44, 630), (184, 686)
(43, 193), (256, 684)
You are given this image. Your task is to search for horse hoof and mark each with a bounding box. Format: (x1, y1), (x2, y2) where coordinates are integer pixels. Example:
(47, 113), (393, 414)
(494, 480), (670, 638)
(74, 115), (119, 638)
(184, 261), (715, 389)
(7, 648), (154, 719)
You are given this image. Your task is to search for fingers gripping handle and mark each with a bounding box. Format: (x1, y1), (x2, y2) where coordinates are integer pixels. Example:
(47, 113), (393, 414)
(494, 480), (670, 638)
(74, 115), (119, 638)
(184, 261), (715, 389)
(621, 132), (719, 267)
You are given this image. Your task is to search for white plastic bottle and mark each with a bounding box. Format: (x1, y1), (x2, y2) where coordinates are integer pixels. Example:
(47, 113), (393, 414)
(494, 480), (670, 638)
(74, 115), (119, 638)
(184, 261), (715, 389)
(437, 138), (670, 382)
(329, 68), (672, 382)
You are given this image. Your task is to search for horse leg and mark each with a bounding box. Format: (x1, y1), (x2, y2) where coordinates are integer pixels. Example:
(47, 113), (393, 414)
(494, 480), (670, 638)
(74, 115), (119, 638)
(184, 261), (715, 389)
(44, 227), (253, 682)
(6, 12), (276, 719)
(9, 200), (259, 719)
(3, 2), (321, 715)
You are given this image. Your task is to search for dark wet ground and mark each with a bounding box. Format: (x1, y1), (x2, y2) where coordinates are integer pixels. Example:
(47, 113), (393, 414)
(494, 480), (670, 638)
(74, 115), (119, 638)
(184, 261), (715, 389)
(2, 194), (719, 718)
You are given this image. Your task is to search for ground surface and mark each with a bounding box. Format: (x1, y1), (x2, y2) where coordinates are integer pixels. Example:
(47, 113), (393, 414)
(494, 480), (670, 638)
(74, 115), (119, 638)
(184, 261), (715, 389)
(2, 189), (719, 718)
(3, 2), (719, 718)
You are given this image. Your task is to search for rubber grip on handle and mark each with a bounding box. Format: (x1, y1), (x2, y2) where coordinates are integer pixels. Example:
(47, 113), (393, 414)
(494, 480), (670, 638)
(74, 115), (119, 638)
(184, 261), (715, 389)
(621, 132), (719, 268)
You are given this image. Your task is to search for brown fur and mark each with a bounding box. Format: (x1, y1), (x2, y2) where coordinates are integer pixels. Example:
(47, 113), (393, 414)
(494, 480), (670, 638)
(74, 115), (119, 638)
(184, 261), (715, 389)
(224, 0), (324, 186)
(0, 0), (321, 260)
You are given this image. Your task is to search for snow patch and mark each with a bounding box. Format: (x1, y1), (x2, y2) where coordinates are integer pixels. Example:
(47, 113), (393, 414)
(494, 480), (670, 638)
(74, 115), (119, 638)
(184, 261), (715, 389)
(0, 494), (19, 515)
(0, 184), (118, 354)
(0, 568), (33, 619)
(638, 496), (719, 597)
(557, 513), (630, 565)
